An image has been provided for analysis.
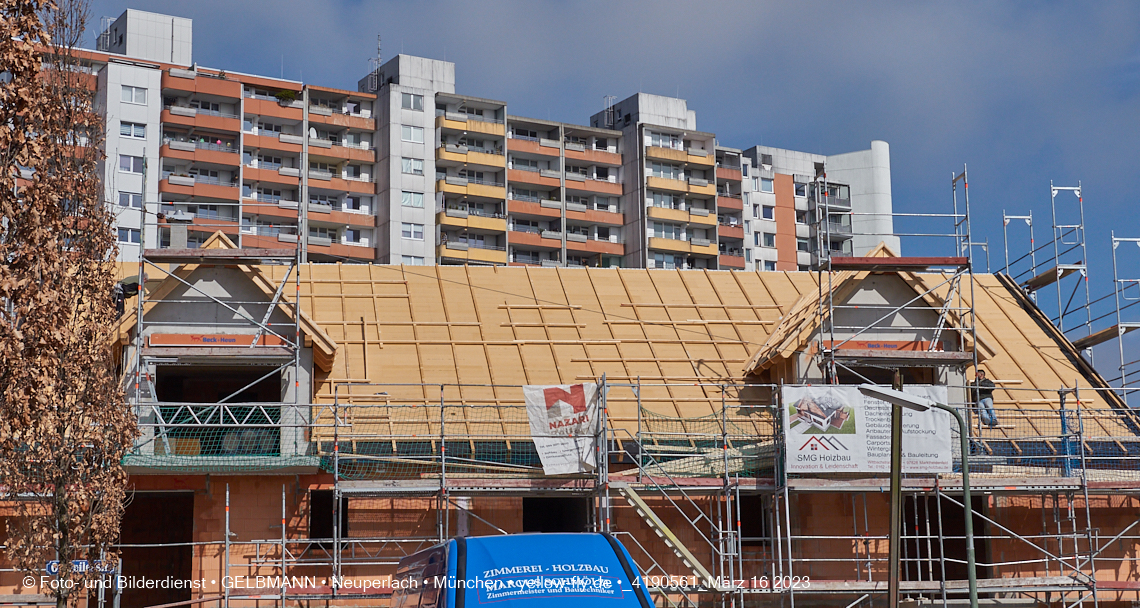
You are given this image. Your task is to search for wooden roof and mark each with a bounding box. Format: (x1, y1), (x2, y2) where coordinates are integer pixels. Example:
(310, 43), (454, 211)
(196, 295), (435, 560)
(240, 263), (1133, 439)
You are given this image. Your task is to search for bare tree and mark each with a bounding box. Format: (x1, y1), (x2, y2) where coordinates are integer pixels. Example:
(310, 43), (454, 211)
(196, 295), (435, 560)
(0, 0), (137, 606)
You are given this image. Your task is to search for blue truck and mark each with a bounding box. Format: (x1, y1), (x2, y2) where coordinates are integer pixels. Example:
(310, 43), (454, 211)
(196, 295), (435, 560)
(389, 533), (653, 608)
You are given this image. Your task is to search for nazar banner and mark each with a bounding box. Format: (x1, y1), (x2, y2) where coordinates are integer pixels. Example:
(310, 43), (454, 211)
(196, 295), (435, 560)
(782, 385), (953, 473)
(524, 383), (601, 475)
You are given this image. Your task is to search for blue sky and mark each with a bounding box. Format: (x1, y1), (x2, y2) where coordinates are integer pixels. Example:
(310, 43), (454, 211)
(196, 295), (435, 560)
(88, 0), (1140, 379)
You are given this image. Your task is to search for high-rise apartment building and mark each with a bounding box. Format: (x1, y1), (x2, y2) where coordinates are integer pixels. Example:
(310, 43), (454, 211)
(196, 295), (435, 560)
(91, 9), (897, 269)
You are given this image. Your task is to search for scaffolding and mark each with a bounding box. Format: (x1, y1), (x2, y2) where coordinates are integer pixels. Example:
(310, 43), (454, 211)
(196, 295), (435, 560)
(1109, 233), (1140, 406)
(1002, 182), (1094, 351)
(118, 378), (1140, 608)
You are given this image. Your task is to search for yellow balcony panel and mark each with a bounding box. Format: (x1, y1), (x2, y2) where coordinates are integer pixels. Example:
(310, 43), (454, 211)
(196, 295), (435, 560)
(645, 145), (687, 163)
(467, 149), (507, 168)
(687, 211), (718, 226)
(690, 242), (719, 257)
(436, 115), (468, 131)
(467, 246), (507, 264)
(437, 211), (468, 228)
(436, 147), (507, 169)
(465, 120), (506, 137)
(648, 237), (691, 254)
(437, 179), (467, 196)
(436, 148), (466, 164)
(687, 151), (715, 166)
(646, 206), (690, 223)
(646, 176), (689, 194)
(688, 182), (717, 197)
(468, 215), (507, 232)
(468, 182), (506, 199)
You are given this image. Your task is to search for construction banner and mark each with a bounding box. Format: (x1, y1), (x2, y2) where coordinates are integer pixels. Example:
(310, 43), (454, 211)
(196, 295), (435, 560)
(782, 385), (952, 473)
(524, 383), (600, 476)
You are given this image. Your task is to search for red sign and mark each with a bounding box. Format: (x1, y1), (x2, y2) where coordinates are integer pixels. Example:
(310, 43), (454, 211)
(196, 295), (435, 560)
(148, 334), (285, 347)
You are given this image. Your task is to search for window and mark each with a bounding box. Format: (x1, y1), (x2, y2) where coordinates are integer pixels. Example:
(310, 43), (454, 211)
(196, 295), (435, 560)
(119, 155), (144, 173)
(649, 162), (682, 180)
(118, 192), (142, 208)
(764, 260), (777, 271)
(187, 204), (220, 219)
(121, 85), (146, 105)
(401, 157), (424, 175)
(401, 125), (424, 143)
(796, 210), (809, 224)
(511, 157), (539, 171)
(760, 178), (774, 193)
(794, 183), (807, 197)
(761, 206), (775, 220)
(401, 192), (424, 208)
(797, 238), (811, 252)
(117, 228), (140, 243)
(651, 253), (684, 270)
(257, 121), (281, 134)
(649, 132), (681, 150)
(191, 100), (220, 112)
(401, 92), (424, 111)
(799, 264), (811, 271)
(402, 255), (425, 265)
(651, 192), (682, 210)
(309, 226), (338, 240)
(460, 106), (483, 118)
(652, 222), (683, 240)
(761, 232), (776, 248)
(120, 122), (145, 139)
(401, 223), (424, 240)
(512, 127), (538, 140)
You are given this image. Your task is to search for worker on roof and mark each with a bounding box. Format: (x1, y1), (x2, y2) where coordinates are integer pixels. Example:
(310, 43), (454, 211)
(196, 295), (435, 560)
(972, 369), (998, 429)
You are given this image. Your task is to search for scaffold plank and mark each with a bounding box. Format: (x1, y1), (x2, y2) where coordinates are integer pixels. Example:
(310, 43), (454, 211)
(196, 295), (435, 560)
(828, 256), (969, 271)
(143, 248), (295, 263)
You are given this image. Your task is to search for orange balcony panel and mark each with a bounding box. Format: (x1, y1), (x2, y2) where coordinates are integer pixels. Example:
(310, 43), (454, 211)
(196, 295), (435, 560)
(646, 176), (688, 194)
(508, 169), (559, 189)
(507, 138), (560, 157)
(507, 200), (561, 219)
(161, 109), (240, 134)
(324, 177), (376, 195)
(242, 133), (302, 155)
(243, 167), (299, 187)
(312, 145), (376, 164)
(181, 216), (240, 236)
(718, 224), (744, 240)
(307, 111), (375, 131)
(242, 202), (297, 222)
(719, 254), (746, 269)
(160, 144), (241, 168)
(564, 208), (624, 227)
(716, 167), (743, 182)
(508, 230), (560, 250)
(566, 179), (622, 196)
(564, 147), (622, 165)
(566, 239), (623, 256)
(717, 195), (743, 211)
(645, 146), (687, 164)
(327, 210), (376, 227)
(240, 233), (293, 251)
(328, 242), (376, 260)
(243, 97), (303, 121)
(161, 72), (241, 99)
(158, 178), (240, 202)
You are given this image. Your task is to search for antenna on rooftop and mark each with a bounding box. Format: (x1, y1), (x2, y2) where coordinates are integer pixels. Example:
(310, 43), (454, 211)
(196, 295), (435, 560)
(367, 34), (382, 93)
(603, 95), (617, 129)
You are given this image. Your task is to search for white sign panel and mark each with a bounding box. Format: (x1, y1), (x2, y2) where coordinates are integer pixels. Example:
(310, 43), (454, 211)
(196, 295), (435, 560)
(524, 383), (600, 475)
(782, 385), (952, 473)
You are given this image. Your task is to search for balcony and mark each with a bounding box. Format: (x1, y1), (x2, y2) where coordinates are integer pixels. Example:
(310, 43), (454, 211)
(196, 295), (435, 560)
(159, 173), (240, 201)
(688, 207), (717, 226)
(646, 206), (689, 223)
(689, 239), (718, 257)
(565, 176), (622, 196)
(719, 253), (746, 269)
(160, 140), (240, 167)
(648, 236), (690, 254)
(436, 242), (507, 265)
(306, 107), (375, 131)
(435, 113), (506, 137)
(507, 227), (560, 250)
(161, 69), (241, 99)
(436, 144), (506, 168)
(505, 199), (562, 219)
(315, 142), (376, 164)
(507, 168), (559, 189)
(565, 236), (623, 256)
(716, 166), (743, 182)
(506, 137), (560, 158)
(242, 164), (300, 187)
(563, 146), (622, 166)
(436, 210), (507, 232)
(161, 106), (240, 133)
(437, 176), (506, 200)
(717, 224), (744, 240)
(687, 177), (717, 197)
(685, 148), (715, 166)
(646, 175), (689, 195)
(716, 193), (743, 211)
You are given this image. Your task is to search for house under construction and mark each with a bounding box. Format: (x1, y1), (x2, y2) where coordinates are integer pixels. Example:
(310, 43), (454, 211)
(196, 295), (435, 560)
(3, 193), (1140, 608)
